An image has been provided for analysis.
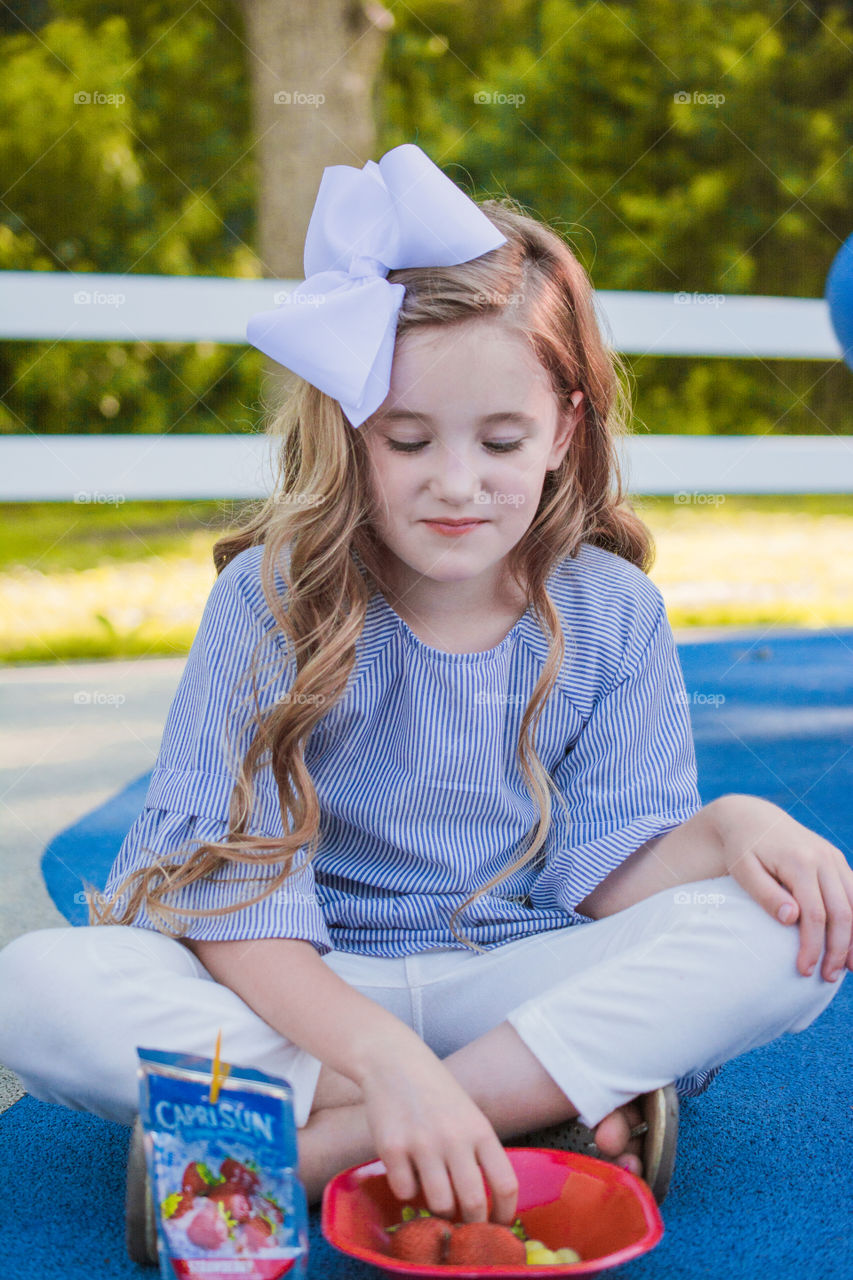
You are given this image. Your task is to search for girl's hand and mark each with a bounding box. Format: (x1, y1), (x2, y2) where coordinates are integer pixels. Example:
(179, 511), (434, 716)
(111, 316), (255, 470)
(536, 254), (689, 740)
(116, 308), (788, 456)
(356, 1039), (519, 1225)
(713, 794), (853, 982)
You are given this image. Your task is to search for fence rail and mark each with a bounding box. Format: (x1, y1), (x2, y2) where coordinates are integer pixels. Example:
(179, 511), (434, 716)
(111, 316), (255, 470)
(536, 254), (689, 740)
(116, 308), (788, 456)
(3, 432), (851, 502)
(0, 271), (842, 357)
(1, 272), (849, 498)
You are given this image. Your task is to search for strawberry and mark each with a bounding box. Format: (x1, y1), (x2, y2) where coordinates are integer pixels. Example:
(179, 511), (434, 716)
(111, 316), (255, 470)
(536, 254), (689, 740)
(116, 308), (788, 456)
(388, 1216), (454, 1264)
(168, 1191), (196, 1219)
(220, 1158), (261, 1194)
(182, 1161), (216, 1197)
(445, 1222), (527, 1265)
(208, 1186), (252, 1222)
(186, 1200), (230, 1250)
(257, 1196), (284, 1225)
(240, 1216), (276, 1250)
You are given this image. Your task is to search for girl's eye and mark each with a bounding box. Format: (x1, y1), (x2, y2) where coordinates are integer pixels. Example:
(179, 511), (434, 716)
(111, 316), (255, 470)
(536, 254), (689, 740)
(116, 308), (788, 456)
(387, 440), (524, 454)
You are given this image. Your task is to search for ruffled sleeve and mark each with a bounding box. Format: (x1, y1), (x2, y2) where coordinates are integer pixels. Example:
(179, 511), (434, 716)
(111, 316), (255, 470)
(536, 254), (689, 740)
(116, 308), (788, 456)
(531, 591), (704, 920)
(102, 807), (333, 953)
(100, 549), (333, 954)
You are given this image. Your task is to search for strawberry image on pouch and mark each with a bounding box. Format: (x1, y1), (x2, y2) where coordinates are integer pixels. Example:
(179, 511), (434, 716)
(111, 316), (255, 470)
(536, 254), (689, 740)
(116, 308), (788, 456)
(185, 1200), (231, 1251)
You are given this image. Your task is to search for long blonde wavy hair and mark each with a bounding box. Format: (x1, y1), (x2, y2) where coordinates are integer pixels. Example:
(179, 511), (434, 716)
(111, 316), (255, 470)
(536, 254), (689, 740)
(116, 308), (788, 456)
(89, 196), (654, 951)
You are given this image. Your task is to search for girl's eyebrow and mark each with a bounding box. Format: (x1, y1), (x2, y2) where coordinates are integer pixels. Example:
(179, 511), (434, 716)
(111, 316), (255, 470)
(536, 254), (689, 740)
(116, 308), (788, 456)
(380, 409), (537, 426)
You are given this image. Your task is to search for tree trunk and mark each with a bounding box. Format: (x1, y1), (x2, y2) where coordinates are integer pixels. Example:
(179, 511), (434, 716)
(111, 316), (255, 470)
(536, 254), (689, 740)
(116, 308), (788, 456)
(240, 0), (394, 281)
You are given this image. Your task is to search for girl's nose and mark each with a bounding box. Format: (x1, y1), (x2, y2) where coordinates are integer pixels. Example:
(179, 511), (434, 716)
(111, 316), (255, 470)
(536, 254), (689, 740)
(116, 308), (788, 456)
(429, 447), (483, 499)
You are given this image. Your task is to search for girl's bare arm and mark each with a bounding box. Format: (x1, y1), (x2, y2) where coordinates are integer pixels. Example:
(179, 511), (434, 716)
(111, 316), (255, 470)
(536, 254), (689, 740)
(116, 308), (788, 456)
(181, 934), (521, 1222)
(574, 797), (728, 920)
(181, 934), (417, 1087)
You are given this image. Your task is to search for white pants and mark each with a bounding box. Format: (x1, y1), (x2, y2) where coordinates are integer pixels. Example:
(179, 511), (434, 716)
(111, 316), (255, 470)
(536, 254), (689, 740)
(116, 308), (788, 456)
(0, 874), (841, 1132)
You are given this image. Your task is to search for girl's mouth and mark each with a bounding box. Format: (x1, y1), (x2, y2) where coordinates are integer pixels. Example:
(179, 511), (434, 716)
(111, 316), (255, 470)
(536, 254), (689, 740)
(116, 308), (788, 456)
(422, 520), (487, 536)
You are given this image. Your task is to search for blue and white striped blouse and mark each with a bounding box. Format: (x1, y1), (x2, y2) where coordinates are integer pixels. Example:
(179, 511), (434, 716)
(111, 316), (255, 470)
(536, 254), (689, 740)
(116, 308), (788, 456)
(103, 540), (724, 1096)
(104, 539), (706, 956)
(102, 539), (723, 1098)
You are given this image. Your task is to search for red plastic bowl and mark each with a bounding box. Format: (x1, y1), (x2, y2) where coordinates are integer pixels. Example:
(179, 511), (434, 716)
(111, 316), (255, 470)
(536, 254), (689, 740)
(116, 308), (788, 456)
(321, 1147), (663, 1277)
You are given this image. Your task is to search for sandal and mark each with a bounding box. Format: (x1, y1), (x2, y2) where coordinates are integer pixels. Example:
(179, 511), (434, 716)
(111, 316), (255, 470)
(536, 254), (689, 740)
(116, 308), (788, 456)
(125, 1114), (158, 1266)
(510, 1082), (680, 1205)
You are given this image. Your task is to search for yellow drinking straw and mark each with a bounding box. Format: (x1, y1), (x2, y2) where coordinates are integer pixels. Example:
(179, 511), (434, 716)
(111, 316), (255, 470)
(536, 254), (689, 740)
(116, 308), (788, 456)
(209, 1027), (231, 1104)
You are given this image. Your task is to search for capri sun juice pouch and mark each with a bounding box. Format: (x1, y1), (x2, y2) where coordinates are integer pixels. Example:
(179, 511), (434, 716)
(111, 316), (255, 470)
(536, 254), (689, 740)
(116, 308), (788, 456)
(137, 1046), (309, 1279)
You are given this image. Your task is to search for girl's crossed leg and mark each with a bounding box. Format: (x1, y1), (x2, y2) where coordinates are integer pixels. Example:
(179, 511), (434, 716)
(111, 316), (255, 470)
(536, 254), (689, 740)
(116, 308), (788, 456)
(299, 873), (843, 1198)
(0, 873), (841, 1203)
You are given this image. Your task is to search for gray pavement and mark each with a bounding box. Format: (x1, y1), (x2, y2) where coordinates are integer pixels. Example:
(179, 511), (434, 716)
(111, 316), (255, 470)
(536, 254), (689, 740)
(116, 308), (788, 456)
(0, 654), (186, 1116)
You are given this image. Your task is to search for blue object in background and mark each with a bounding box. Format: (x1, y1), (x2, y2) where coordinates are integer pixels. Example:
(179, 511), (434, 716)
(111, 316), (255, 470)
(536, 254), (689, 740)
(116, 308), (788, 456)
(825, 230), (853, 370)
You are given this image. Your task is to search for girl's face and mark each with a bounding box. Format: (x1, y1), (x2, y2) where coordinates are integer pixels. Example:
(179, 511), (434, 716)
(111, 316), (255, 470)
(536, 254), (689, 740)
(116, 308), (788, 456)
(360, 317), (584, 598)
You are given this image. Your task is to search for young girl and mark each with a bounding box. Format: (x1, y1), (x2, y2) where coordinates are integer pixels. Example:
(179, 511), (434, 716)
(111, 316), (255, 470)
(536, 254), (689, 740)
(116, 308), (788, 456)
(0, 144), (849, 1228)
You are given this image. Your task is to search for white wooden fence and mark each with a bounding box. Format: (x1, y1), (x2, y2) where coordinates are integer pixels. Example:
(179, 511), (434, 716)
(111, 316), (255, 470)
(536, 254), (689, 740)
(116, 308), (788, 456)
(1, 271), (850, 498)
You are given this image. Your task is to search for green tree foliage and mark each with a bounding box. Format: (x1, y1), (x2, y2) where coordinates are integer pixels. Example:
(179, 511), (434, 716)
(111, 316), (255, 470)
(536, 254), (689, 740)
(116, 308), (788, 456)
(0, 0), (265, 435)
(1, 0), (852, 438)
(379, 0), (853, 434)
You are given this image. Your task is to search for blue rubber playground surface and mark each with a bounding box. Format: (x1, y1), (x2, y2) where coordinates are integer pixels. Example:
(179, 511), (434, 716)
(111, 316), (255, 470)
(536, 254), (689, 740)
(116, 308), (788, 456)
(4, 628), (852, 1279)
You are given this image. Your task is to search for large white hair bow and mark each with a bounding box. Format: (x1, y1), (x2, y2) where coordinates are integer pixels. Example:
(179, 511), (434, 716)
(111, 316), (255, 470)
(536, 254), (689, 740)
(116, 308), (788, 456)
(245, 143), (507, 428)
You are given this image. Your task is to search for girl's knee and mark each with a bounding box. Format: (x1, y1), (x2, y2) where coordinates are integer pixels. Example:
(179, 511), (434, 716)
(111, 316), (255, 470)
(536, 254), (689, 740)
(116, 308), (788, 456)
(0, 924), (195, 1023)
(677, 876), (793, 959)
(85, 922), (202, 978)
(679, 875), (844, 1020)
(0, 929), (74, 1063)
(0, 928), (71, 998)
(714, 877), (816, 964)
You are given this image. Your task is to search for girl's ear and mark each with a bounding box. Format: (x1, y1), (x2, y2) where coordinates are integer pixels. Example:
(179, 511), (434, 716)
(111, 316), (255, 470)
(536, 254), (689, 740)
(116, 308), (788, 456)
(547, 397), (582, 470)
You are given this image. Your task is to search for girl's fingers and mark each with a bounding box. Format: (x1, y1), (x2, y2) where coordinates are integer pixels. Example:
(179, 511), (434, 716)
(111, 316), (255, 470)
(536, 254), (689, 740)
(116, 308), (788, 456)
(727, 853), (802, 935)
(443, 1144), (490, 1222)
(730, 853), (816, 976)
(412, 1147), (459, 1221)
(832, 849), (853, 971)
(733, 850), (843, 979)
(817, 861), (853, 982)
(782, 867), (827, 978)
(381, 1144), (420, 1204)
(477, 1137), (520, 1225)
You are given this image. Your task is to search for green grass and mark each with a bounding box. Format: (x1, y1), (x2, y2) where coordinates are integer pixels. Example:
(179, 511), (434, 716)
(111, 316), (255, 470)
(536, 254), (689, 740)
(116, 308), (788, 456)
(2, 495), (852, 663)
(634, 493), (853, 518)
(0, 499), (251, 573)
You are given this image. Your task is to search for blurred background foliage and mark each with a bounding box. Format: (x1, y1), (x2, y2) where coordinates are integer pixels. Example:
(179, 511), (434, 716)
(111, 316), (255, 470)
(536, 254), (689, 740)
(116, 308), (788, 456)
(2, 0), (852, 440)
